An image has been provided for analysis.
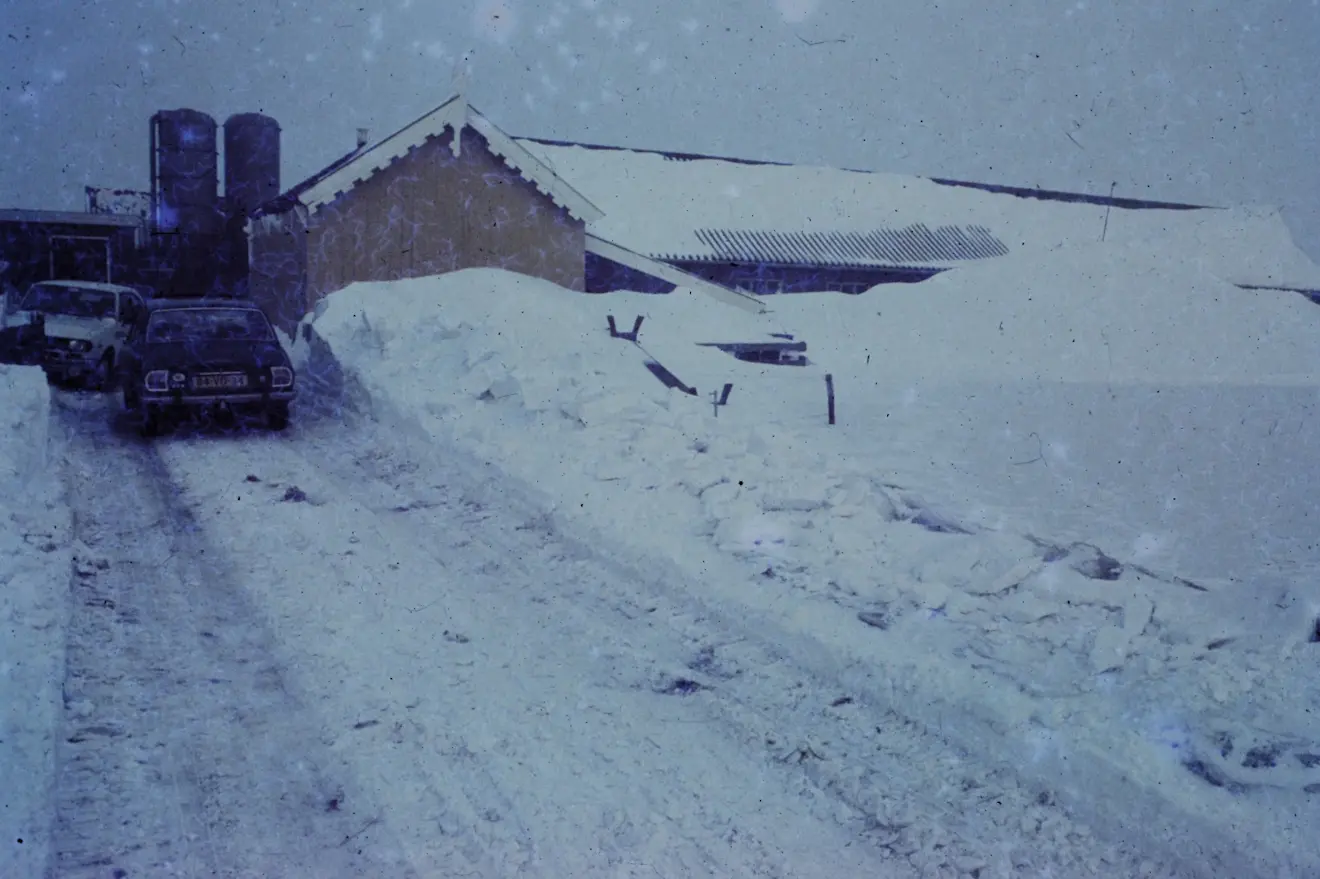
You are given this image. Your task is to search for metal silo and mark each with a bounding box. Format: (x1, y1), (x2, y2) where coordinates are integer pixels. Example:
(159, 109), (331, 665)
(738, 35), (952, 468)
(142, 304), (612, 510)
(150, 108), (220, 236)
(223, 112), (281, 218)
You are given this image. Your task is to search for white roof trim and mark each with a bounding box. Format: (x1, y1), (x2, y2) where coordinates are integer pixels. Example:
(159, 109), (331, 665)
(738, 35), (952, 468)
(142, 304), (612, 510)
(297, 95), (602, 223)
(587, 233), (767, 315)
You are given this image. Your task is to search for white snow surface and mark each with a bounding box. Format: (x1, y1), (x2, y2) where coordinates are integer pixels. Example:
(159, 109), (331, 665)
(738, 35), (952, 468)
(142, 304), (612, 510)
(518, 139), (1320, 291)
(8, 234), (1320, 872)
(0, 365), (70, 878)
(290, 260), (1320, 873)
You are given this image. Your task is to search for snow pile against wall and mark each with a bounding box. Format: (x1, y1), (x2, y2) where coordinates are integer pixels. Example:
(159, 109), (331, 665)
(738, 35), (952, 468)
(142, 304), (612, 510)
(0, 364), (71, 878)
(302, 267), (1320, 875)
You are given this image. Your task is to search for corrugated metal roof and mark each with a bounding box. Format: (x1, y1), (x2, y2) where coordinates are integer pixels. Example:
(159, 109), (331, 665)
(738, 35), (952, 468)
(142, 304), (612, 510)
(651, 225), (1008, 268)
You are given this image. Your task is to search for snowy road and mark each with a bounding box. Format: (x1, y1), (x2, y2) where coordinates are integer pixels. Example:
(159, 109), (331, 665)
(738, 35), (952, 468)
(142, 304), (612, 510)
(45, 393), (415, 878)
(110, 390), (1175, 879)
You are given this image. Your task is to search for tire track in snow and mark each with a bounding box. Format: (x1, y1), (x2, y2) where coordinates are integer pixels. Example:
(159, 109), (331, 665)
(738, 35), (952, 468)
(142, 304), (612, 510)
(44, 392), (414, 879)
(157, 407), (1185, 879)
(155, 419), (907, 877)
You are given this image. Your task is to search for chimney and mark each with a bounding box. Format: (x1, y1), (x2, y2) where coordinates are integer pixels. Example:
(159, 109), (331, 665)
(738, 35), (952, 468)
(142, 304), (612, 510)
(356, 128), (369, 149)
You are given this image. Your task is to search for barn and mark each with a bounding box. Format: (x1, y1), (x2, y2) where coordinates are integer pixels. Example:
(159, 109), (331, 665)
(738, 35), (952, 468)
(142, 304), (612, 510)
(246, 95), (607, 335)
(513, 138), (1320, 300)
(244, 92), (1320, 332)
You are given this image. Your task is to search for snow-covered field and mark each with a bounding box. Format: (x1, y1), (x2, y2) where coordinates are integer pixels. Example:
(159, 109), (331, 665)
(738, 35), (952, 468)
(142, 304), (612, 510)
(284, 251), (1320, 874)
(0, 365), (70, 879)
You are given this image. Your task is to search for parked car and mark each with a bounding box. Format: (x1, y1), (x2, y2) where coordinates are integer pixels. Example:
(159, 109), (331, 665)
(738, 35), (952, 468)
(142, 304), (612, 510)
(117, 298), (296, 437)
(1, 280), (144, 386)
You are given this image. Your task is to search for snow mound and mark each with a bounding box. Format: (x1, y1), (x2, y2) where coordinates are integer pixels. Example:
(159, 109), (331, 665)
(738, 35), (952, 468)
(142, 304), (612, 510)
(303, 267), (1320, 875)
(835, 240), (1320, 384)
(0, 364), (69, 879)
(0, 364), (51, 482)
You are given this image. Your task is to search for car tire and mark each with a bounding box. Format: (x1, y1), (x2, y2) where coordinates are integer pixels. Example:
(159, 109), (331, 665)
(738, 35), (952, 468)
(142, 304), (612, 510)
(140, 406), (163, 439)
(266, 402), (290, 431)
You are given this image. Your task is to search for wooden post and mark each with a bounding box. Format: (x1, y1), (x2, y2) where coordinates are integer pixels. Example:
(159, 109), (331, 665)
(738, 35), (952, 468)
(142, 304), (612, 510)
(825, 373), (835, 425)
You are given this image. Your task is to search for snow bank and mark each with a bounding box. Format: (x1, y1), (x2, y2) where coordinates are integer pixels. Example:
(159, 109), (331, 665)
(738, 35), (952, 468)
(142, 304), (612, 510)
(818, 240), (1320, 384)
(0, 365), (71, 878)
(301, 266), (1320, 874)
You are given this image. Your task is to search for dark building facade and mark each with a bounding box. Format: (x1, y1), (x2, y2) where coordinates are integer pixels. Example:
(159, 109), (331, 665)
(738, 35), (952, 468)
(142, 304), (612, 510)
(0, 210), (145, 293)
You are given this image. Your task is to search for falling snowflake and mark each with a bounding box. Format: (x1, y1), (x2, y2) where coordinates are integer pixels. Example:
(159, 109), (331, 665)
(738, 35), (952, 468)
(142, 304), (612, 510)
(776, 0), (821, 24)
(474, 0), (517, 44)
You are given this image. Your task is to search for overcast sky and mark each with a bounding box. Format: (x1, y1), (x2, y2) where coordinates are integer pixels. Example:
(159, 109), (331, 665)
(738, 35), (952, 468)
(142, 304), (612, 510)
(3, 0), (1318, 261)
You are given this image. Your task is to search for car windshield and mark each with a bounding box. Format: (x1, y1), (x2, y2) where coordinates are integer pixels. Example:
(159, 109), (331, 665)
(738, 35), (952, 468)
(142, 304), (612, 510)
(19, 284), (117, 319)
(146, 308), (275, 343)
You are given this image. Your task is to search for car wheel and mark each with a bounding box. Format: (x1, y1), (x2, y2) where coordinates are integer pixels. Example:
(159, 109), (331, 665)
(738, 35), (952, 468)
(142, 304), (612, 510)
(266, 402), (290, 431)
(140, 406), (163, 438)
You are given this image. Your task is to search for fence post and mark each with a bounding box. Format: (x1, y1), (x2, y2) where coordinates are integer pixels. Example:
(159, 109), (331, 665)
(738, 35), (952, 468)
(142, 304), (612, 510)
(826, 373), (835, 425)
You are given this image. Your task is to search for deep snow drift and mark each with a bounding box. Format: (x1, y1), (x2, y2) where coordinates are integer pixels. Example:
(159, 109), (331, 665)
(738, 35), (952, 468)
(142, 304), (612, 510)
(0, 364), (70, 878)
(294, 248), (1320, 873)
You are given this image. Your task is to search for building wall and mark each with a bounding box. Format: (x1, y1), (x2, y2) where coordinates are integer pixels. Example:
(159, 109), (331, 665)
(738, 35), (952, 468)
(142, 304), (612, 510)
(305, 127), (585, 312)
(669, 260), (942, 295)
(248, 209), (309, 336)
(0, 223), (140, 292)
(584, 252), (676, 294)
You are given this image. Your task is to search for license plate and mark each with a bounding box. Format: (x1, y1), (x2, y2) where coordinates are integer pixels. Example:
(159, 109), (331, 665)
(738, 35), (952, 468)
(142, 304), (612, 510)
(192, 373), (247, 390)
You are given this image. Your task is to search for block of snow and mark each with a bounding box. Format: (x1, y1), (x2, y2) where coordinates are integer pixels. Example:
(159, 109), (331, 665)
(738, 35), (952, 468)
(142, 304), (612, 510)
(0, 365), (50, 483)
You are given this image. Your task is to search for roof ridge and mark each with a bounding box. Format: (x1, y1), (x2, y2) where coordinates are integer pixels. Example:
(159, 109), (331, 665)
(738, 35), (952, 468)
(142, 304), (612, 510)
(261, 95), (601, 223)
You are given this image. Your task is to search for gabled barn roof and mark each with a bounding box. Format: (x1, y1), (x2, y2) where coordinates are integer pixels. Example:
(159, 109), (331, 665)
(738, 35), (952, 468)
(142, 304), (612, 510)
(514, 137), (1320, 291)
(256, 95), (602, 223)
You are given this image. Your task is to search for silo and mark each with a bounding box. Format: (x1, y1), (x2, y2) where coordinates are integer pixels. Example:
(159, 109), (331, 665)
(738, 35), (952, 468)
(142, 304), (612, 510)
(150, 108), (220, 236)
(223, 112), (281, 218)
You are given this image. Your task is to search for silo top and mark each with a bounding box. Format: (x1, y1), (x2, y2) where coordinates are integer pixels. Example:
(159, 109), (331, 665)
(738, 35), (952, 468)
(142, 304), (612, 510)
(153, 109), (217, 150)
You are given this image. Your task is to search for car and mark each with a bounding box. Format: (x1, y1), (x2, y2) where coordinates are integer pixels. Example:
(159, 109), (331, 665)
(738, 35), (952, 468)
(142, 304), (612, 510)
(2, 280), (144, 387)
(116, 297), (296, 437)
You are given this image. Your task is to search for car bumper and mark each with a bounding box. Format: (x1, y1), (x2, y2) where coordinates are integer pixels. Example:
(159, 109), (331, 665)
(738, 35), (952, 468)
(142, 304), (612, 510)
(43, 356), (99, 377)
(143, 390), (296, 407)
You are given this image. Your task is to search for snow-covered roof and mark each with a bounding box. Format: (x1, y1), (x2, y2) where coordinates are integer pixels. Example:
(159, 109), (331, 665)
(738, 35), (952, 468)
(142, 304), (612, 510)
(515, 139), (1320, 292)
(268, 95), (602, 223)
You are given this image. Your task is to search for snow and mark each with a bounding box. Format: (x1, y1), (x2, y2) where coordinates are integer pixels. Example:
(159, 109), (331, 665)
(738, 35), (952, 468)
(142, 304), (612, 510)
(285, 255), (1320, 874)
(0, 365), (70, 878)
(518, 139), (1320, 291)
(8, 192), (1320, 872)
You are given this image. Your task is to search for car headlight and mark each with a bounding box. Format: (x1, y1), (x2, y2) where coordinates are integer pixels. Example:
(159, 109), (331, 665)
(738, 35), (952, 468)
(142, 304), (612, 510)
(69, 339), (92, 353)
(271, 366), (294, 388)
(144, 370), (169, 392)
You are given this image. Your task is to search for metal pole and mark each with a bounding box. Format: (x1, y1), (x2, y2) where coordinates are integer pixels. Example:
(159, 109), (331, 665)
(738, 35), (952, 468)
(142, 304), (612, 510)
(826, 373), (835, 425)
